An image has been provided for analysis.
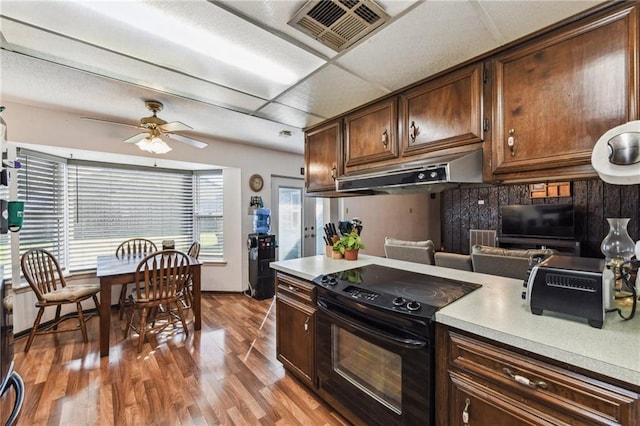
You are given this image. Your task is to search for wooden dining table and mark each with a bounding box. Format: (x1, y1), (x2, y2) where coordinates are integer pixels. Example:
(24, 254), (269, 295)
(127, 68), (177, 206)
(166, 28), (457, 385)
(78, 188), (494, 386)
(95, 254), (202, 357)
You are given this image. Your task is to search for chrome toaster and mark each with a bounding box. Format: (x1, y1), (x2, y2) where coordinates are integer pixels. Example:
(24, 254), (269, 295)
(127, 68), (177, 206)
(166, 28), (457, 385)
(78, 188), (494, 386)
(522, 255), (605, 328)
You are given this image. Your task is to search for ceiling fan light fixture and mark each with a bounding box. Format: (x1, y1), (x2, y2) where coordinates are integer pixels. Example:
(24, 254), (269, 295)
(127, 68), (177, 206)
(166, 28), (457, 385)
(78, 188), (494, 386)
(136, 136), (172, 154)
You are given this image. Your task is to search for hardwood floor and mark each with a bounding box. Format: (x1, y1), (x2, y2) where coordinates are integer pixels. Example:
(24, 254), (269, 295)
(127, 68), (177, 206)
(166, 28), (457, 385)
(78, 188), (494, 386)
(6, 294), (350, 425)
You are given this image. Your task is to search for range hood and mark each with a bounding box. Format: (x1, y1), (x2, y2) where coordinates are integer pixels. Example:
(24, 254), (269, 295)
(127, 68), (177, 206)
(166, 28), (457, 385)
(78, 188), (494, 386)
(336, 149), (485, 193)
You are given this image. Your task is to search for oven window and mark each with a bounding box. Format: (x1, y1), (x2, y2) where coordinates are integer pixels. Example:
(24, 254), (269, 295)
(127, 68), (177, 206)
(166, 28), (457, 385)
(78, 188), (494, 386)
(332, 324), (402, 414)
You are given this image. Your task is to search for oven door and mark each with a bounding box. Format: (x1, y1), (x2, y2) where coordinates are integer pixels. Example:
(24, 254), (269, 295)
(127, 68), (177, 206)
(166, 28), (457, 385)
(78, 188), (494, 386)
(316, 296), (434, 426)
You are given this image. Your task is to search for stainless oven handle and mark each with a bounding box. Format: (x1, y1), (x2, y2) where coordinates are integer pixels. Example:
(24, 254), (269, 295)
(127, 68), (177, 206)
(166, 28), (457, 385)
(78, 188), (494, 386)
(318, 299), (427, 349)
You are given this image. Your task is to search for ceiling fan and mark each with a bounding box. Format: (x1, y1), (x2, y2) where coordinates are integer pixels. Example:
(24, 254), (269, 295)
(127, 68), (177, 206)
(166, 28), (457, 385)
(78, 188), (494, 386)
(82, 100), (208, 154)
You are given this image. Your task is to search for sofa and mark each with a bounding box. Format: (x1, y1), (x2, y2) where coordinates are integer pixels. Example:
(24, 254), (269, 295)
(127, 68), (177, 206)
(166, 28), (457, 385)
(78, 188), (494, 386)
(383, 237), (436, 265)
(434, 245), (556, 280)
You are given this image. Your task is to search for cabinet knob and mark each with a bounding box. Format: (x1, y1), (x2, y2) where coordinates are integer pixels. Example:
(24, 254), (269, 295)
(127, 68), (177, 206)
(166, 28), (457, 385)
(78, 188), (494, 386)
(304, 316), (310, 333)
(331, 166), (337, 180)
(507, 128), (516, 156)
(409, 121), (417, 142)
(381, 130), (389, 148)
(462, 398), (470, 425)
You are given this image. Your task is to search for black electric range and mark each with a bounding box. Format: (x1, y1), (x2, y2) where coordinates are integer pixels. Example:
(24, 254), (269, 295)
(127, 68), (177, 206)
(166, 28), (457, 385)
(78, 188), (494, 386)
(313, 264), (481, 323)
(313, 264), (482, 426)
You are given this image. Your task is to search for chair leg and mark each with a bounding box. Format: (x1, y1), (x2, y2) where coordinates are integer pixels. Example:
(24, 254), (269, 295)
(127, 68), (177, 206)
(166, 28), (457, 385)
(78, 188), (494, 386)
(118, 284), (128, 320)
(92, 295), (101, 313)
(24, 307), (45, 353)
(125, 302), (134, 339)
(137, 307), (149, 353)
(174, 302), (189, 337)
(53, 305), (62, 330)
(77, 302), (89, 344)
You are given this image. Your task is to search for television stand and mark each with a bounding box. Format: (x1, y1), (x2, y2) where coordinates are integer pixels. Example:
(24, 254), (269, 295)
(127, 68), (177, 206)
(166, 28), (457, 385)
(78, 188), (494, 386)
(497, 236), (581, 256)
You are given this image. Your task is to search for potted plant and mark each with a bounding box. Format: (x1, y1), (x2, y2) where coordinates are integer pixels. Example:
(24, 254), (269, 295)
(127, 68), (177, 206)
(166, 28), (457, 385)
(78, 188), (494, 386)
(333, 231), (365, 261)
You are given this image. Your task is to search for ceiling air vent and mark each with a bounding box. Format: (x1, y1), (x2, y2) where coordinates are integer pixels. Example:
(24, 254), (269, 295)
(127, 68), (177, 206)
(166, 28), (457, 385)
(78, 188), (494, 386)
(289, 0), (389, 52)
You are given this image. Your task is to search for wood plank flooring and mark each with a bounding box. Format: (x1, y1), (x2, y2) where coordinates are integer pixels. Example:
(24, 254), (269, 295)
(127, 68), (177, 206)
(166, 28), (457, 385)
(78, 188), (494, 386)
(6, 294), (350, 426)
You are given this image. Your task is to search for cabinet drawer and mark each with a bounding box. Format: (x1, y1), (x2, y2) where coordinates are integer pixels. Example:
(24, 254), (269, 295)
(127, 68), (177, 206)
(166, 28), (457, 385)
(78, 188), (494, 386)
(447, 331), (640, 425)
(276, 273), (316, 305)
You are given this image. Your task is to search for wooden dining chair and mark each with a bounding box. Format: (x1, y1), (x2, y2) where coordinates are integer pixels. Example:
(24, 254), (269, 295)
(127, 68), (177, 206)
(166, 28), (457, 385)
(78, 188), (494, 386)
(125, 250), (191, 353)
(115, 238), (157, 319)
(182, 241), (201, 309)
(21, 248), (101, 353)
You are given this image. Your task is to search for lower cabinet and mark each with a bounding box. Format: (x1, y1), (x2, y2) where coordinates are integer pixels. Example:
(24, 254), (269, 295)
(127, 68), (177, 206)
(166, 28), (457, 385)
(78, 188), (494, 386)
(436, 324), (640, 425)
(275, 273), (316, 389)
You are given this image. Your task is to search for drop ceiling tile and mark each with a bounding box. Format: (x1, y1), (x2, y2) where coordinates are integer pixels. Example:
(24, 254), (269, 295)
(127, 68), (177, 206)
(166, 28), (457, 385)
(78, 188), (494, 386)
(336, 1), (499, 91)
(277, 64), (390, 119)
(256, 102), (326, 129)
(477, 1), (604, 42)
(0, 0), (326, 99)
(0, 18), (267, 113)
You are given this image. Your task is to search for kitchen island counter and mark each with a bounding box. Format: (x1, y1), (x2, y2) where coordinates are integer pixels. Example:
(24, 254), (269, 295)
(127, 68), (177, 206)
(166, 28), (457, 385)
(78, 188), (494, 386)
(271, 254), (640, 387)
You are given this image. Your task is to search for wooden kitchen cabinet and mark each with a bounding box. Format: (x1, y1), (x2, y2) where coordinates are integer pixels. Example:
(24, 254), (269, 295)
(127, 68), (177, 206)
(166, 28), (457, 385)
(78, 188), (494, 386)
(436, 325), (640, 426)
(344, 97), (398, 173)
(305, 119), (341, 194)
(275, 273), (316, 389)
(487, 3), (639, 182)
(399, 63), (484, 158)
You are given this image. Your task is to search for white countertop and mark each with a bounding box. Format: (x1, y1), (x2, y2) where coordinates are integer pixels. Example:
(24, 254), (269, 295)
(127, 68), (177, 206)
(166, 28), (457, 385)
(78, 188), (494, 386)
(271, 254), (640, 388)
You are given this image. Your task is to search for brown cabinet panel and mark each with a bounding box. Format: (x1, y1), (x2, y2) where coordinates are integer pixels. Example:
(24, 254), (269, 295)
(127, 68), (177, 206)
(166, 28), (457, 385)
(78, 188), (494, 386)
(489, 4), (638, 180)
(305, 119), (341, 193)
(449, 373), (559, 425)
(400, 63), (484, 157)
(275, 273), (316, 389)
(344, 97), (398, 172)
(436, 324), (640, 426)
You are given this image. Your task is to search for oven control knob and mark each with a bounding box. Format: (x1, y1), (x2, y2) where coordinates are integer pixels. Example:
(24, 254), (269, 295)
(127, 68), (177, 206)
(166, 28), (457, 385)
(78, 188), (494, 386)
(392, 297), (406, 307)
(321, 275), (329, 283)
(328, 277), (337, 286)
(406, 300), (421, 311)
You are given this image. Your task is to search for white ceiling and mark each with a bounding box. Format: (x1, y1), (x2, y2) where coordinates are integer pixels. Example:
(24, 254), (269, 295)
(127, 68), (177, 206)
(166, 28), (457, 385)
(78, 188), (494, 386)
(0, 0), (604, 156)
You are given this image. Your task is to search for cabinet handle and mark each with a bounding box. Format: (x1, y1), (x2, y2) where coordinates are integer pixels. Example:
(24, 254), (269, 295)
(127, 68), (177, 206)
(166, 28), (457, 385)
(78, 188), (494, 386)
(462, 398), (470, 425)
(503, 367), (548, 389)
(288, 285), (296, 292)
(304, 317), (310, 333)
(409, 121), (417, 142)
(331, 166), (337, 180)
(507, 128), (516, 156)
(381, 130), (389, 148)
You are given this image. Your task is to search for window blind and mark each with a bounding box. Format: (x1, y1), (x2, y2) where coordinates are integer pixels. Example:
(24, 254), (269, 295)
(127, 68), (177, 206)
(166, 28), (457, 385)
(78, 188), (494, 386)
(17, 150), (67, 269)
(194, 171), (224, 259)
(67, 162), (194, 271)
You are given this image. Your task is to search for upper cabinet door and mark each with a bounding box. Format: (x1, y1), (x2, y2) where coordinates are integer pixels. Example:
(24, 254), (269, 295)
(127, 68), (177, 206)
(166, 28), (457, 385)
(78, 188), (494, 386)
(399, 63), (484, 157)
(489, 4), (638, 180)
(305, 119), (341, 193)
(344, 97), (398, 173)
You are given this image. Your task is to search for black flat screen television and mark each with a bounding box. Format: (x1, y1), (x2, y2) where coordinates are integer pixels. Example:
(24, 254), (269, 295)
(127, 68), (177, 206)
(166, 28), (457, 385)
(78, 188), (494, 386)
(500, 204), (575, 239)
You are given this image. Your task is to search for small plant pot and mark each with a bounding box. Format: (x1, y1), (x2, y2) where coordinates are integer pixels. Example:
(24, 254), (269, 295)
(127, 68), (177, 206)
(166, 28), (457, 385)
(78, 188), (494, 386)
(331, 250), (343, 259)
(344, 248), (359, 261)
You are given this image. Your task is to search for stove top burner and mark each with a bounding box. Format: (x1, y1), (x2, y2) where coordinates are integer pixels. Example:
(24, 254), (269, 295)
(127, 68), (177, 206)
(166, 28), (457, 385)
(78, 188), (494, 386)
(314, 264), (481, 319)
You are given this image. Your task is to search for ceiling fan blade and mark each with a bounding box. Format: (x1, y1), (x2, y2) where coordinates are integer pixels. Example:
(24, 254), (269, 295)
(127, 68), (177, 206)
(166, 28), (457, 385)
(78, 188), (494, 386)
(159, 121), (192, 132)
(123, 132), (150, 144)
(81, 116), (141, 130)
(166, 133), (208, 149)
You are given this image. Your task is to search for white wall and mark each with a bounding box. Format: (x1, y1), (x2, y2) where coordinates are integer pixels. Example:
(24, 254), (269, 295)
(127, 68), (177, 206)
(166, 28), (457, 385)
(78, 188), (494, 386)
(3, 101), (303, 333)
(341, 192), (441, 257)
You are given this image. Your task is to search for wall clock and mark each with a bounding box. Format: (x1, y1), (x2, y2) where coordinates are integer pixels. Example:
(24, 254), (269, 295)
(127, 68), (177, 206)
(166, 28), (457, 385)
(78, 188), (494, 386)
(249, 173), (264, 192)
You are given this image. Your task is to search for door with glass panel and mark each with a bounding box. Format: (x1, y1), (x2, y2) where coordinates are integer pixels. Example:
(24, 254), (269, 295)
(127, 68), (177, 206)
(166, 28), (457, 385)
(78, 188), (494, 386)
(271, 176), (323, 260)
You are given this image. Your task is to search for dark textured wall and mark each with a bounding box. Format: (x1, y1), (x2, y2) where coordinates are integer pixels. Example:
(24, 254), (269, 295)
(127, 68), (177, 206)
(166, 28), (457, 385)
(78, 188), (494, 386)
(441, 179), (640, 258)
